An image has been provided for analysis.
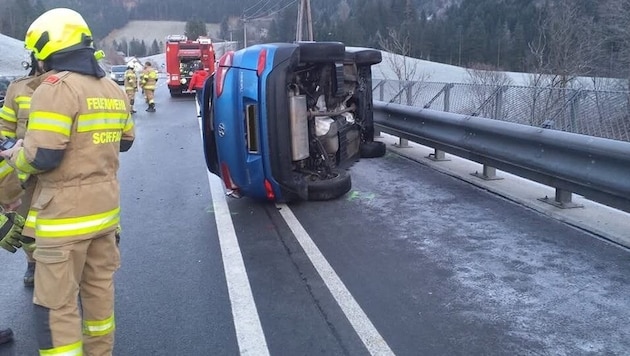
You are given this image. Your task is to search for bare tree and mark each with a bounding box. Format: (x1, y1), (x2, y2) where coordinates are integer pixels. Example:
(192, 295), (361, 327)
(465, 63), (514, 119)
(599, 0), (630, 83)
(377, 28), (430, 105)
(522, 0), (603, 127)
(527, 0), (601, 89)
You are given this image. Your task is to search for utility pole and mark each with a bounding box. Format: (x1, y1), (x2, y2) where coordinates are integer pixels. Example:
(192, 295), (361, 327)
(296, 0), (313, 41)
(243, 19), (248, 49)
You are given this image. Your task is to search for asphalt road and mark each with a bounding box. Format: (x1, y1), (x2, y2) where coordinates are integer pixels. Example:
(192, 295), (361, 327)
(1, 82), (630, 355)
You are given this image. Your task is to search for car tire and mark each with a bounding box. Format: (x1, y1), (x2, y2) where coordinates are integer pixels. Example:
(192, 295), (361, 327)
(360, 141), (386, 158)
(307, 170), (352, 201)
(298, 42), (346, 63)
(350, 49), (382, 66)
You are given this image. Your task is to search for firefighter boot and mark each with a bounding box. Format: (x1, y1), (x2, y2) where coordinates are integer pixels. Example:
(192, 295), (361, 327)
(147, 103), (156, 112)
(0, 328), (13, 345)
(23, 261), (35, 287)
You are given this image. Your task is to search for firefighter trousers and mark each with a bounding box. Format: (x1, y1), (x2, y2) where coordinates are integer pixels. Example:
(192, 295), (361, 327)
(125, 89), (136, 108)
(144, 89), (155, 104)
(33, 231), (120, 356)
(17, 178), (36, 263)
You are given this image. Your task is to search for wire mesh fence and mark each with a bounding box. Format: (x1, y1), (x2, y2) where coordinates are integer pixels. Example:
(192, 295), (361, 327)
(373, 79), (630, 142)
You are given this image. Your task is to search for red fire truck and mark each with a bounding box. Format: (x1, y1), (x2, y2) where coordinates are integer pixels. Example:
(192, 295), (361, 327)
(165, 35), (216, 97)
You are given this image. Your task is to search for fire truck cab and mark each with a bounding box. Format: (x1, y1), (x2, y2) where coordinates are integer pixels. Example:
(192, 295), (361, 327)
(165, 35), (216, 97)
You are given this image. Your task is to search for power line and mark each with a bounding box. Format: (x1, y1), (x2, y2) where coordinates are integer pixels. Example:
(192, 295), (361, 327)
(244, 0), (273, 19)
(244, 0), (297, 20)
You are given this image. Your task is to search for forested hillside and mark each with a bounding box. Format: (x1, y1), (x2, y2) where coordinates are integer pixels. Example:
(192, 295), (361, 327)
(1, 0), (630, 81)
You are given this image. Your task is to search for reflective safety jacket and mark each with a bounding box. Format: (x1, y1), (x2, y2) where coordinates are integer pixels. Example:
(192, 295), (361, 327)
(124, 69), (137, 92)
(10, 70), (135, 246)
(141, 67), (158, 90)
(0, 75), (44, 205)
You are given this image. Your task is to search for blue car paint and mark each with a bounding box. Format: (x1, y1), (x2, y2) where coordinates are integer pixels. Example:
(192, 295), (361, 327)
(213, 44), (282, 200)
(204, 42), (382, 202)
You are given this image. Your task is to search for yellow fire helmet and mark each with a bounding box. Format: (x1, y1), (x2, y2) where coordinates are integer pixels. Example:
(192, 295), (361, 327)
(24, 8), (93, 61)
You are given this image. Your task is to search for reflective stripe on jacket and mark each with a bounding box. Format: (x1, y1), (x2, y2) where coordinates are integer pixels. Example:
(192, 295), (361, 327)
(124, 69), (137, 91)
(0, 75), (42, 205)
(141, 68), (158, 90)
(11, 70), (135, 245)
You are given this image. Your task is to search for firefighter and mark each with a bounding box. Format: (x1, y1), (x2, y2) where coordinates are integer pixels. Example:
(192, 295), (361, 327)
(124, 63), (138, 114)
(141, 61), (158, 112)
(0, 51), (47, 287)
(187, 62), (209, 117)
(0, 7), (135, 355)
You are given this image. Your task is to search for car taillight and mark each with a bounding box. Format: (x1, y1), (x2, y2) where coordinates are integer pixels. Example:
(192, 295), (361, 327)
(221, 162), (238, 191)
(216, 51), (234, 97)
(264, 179), (275, 201)
(257, 48), (267, 76)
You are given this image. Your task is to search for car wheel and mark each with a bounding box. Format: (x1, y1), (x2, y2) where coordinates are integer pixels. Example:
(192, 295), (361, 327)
(360, 141), (386, 158)
(307, 170), (352, 201)
(350, 49), (382, 66)
(298, 42), (345, 63)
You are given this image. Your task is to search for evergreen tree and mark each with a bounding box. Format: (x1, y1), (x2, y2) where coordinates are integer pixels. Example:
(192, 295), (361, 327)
(464, 17), (487, 65)
(150, 39), (160, 55)
(185, 18), (207, 40)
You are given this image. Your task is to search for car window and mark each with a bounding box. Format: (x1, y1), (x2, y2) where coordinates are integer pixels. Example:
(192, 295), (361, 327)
(111, 66), (127, 72)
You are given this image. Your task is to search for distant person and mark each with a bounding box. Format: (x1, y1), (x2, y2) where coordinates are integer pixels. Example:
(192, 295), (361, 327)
(187, 63), (209, 117)
(124, 64), (138, 113)
(141, 61), (158, 112)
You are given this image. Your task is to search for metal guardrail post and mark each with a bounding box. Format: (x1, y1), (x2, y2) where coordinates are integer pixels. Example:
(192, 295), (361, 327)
(427, 148), (449, 161)
(471, 165), (503, 181)
(538, 188), (584, 209)
(394, 138), (410, 148)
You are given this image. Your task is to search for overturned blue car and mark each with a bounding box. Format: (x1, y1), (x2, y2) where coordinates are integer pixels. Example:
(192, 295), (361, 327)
(201, 41), (384, 202)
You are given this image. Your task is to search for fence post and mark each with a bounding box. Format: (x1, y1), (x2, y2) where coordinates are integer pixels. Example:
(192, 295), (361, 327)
(443, 83), (453, 112)
(493, 86), (504, 120)
(406, 81), (413, 106)
(427, 84), (453, 160)
(379, 80), (385, 102)
(570, 90), (582, 133)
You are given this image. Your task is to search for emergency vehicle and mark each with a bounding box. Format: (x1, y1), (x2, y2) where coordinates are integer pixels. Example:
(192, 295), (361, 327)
(165, 35), (216, 97)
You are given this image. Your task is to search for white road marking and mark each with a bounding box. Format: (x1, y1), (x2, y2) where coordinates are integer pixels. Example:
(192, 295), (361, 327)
(198, 118), (270, 355)
(276, 203), (395, 356)
(196, 111), (391, 354)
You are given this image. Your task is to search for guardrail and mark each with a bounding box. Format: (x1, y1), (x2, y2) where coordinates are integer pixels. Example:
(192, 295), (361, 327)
(372, 100), (630, 214)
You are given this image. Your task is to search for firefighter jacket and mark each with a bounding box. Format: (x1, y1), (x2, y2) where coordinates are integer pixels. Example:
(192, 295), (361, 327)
(188, 69), (208, 91)
(124, 69), (137, 92)
(141, 67), (158, 91)
(9, 70), (135, 246)
(0, 75), (45, 205)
